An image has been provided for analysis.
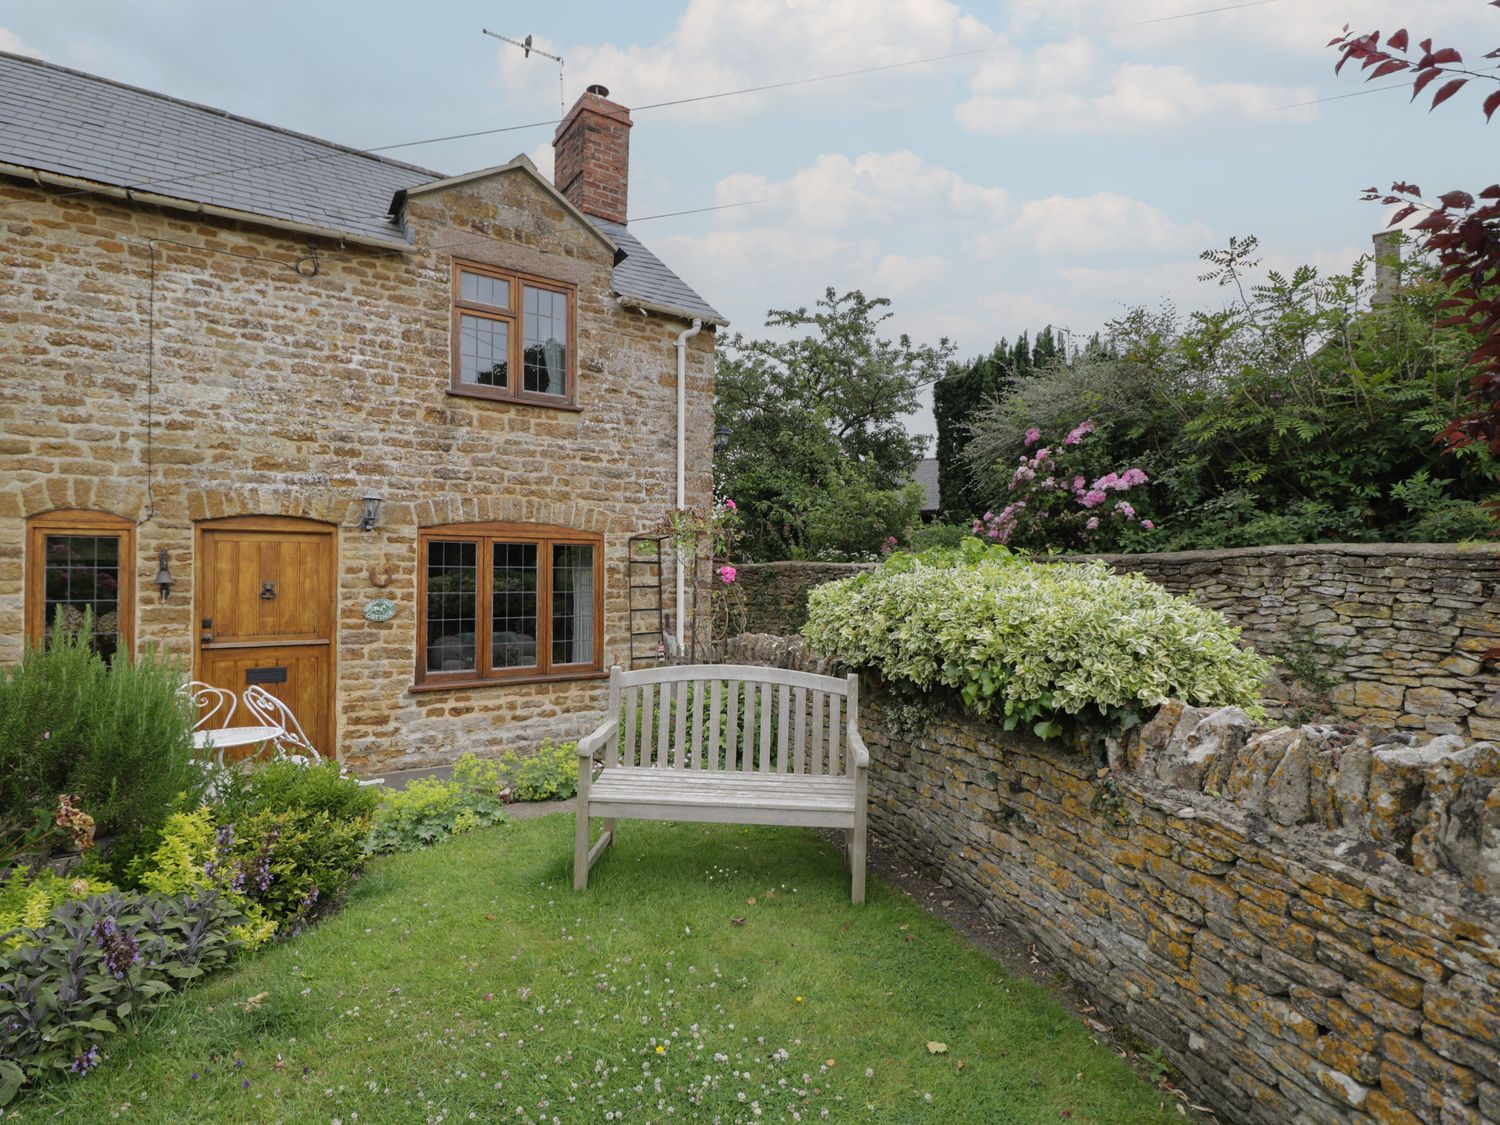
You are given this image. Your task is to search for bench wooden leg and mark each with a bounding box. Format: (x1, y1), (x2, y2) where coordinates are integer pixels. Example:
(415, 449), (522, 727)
(851, 772), (868, 904)
(574, 765), (592, 892)
(574, 808), (590, 891)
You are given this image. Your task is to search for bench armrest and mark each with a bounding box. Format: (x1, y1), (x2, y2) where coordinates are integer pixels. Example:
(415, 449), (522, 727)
(846, 722), (870, 771)
(577, 717), (619, 760)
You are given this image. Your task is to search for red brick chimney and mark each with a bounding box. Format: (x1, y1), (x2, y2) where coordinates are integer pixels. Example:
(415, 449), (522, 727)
(553, 84), (632, 224)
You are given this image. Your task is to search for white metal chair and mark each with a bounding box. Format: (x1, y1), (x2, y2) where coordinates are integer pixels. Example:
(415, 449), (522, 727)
(179, 680), (236, 732)
(242, 685), (322, 766)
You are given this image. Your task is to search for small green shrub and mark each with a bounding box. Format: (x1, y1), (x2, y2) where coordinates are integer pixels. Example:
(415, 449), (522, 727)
(803, 542), (1269, 736)
(365, 754), (507, 854)
(0, 616), (205, 876)
(0, 867), (115, 949)
(908, 522), (971, 552)
(0, 889), (243, 1104)
(132, 794), (371, 948)
(132, 809), (276, 949)
(495, 740), (579, 801)
(211, 759), (381, 825)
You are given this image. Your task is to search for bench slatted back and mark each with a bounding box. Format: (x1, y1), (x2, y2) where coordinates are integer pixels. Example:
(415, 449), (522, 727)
(608, 664), (856, 776)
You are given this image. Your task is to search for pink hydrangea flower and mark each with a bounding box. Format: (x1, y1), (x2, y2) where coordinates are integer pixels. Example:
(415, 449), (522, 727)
(1064, 419), (1095, 446)
(1023, 427), (1042, 447)
(717, 565), (737, 585)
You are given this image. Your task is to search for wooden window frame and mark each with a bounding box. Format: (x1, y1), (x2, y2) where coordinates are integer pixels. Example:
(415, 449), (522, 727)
(24, 509), (136, 657)
(414, 521), (604, 690)
(449, 260), (579, 409)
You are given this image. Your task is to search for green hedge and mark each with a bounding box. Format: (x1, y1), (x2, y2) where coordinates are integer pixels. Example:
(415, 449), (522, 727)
(802, 542), (1268, 736)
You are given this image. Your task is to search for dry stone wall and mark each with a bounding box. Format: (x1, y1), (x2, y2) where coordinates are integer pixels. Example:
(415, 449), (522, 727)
(719, 634), (1500, 1125)
(735, 544), (1500, 740)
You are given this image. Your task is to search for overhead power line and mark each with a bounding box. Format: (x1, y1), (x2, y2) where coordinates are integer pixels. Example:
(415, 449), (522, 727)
(1, 0), (1291, 215)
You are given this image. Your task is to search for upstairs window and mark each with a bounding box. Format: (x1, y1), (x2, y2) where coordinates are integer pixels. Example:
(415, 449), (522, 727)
(25, 510), (135, 660)
(416, 523), (603, 686)
(451, 261), (575, 406)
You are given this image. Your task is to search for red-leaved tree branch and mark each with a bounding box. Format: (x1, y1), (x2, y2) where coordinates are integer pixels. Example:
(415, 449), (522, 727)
(1331, 13), (1500, 455)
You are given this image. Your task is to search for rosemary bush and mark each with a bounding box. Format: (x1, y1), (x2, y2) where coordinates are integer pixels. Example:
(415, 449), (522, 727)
(0, 616), (204, 874)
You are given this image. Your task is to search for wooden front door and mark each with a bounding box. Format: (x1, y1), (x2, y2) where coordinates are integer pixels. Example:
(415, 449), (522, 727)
(195, 517), (336, 760)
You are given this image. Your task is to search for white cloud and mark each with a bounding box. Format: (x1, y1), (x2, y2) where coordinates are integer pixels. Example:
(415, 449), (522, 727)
(712, 151), (1012, 231)
(957, 54), (1316, 136)
(1003, 192), (1211, 256)
(1001, 0), (1485, 57)
(871, 253), (947, 295)
(495, 0), (1004, 121)
(0, 28), (45, 59)
(526, 140), (554, 183)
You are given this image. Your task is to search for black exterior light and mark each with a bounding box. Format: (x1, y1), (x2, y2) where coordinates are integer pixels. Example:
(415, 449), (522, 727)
(360, 491), (384, 533)
(714, 424), (731, 454)
(154, 548), (174, 601)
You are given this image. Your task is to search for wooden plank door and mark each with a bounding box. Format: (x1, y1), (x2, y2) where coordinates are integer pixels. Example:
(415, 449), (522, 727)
(195, 517), (336, 760)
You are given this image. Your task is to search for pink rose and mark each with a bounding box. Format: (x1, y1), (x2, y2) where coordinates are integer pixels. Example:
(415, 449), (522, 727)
(724, 499), (737, 511)
(1085, 517), (1100, 530)
(1023, 427), (1042, 447)
(1141, 519), (1154, 530)
(717, 565), (737, 585)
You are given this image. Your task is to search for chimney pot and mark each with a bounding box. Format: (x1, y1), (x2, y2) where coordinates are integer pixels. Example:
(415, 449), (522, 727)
(553, 84), (632, 224)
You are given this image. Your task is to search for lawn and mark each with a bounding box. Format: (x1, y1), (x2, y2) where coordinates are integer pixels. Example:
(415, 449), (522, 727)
(10, 816), (1185, 1124)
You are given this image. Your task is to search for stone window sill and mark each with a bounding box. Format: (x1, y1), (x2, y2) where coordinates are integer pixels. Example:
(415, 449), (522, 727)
(408, 669), (608, 693)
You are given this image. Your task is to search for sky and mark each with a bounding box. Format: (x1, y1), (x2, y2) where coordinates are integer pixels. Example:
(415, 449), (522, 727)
(4, 1), (1497, 441)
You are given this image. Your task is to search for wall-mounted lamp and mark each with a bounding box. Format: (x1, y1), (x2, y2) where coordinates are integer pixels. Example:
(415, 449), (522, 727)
(153, 548), (174, 601)
(713, 424), (731, 454)
(359, 491), (384, 533)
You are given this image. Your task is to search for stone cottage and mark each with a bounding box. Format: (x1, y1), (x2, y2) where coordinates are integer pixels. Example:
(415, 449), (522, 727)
(0, 51), (725, 771)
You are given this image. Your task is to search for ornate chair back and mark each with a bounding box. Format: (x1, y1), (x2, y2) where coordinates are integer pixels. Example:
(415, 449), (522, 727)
(179, 680), (236, 732)
(242, 685), (322, 764)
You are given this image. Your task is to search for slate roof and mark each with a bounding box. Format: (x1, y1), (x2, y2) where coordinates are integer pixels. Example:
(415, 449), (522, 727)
(913, 457), (941, 514)
(594, 219), (726, 326)
(0, 50), (722, 324)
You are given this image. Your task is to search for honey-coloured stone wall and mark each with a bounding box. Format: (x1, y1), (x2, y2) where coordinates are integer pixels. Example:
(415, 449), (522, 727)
(735, 543), (1500, 740)
(0, 169), (716, 771)
(722, 634), (1500, 1125)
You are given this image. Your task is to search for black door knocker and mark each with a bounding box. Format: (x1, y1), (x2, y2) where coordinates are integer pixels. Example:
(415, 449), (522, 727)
(260, 582), (277, 600)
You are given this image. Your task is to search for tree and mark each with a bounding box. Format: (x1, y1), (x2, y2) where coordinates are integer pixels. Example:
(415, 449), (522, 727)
(1330, 14), (1500, 457)
(932, 326), (1067, 523)
(714, 288), (952, 559)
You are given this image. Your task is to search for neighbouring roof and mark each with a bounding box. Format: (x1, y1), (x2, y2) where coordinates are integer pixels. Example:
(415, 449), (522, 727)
(0, 50), (722, 324)
(913, 457), (941, 513)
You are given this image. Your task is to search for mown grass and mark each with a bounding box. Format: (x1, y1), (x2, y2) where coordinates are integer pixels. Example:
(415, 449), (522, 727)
(11, 816), (1184, 1124)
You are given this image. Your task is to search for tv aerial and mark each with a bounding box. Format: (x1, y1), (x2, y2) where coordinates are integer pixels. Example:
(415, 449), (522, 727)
(483, 30), (565, 113)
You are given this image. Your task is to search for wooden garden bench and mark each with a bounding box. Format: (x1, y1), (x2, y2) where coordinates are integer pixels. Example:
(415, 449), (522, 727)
(574, 664), (870, 902)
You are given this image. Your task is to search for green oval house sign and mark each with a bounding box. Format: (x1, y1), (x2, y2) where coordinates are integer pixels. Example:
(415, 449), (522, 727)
(363, 598), (397, 622)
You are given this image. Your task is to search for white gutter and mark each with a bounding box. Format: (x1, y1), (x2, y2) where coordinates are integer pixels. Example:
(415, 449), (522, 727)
(674, 318), (704, 651)
(618, 294), (728, 328)
(0, 162), (415, 252)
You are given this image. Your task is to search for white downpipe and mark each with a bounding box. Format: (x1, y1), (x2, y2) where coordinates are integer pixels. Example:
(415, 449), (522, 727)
(674, 318), (703, 651)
